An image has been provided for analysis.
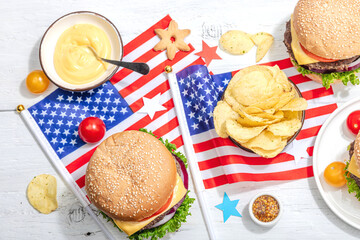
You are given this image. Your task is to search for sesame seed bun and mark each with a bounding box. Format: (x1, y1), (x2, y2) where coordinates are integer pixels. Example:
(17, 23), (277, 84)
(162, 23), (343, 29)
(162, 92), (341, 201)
(293, 0), (360, 60)
(85, 130), (177, 221)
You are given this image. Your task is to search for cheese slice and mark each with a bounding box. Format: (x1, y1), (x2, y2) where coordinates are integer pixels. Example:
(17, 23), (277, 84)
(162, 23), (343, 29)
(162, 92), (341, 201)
(290, 15), (320, 65)
(348, 155), (360, 178)
(113, 173), (187, 236)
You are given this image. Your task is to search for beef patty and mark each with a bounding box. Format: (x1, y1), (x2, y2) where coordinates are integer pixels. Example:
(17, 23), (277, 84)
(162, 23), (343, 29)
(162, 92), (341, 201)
(284, 20), (360, 73)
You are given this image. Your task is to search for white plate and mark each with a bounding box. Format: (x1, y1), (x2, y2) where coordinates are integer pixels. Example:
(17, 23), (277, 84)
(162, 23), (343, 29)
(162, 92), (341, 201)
(313, 96), (360, 229)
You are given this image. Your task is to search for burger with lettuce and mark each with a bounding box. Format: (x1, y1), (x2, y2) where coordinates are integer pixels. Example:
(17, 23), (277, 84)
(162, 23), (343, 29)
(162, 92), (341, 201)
(85, 129), (194, 240)
(284, 0), (360, 89)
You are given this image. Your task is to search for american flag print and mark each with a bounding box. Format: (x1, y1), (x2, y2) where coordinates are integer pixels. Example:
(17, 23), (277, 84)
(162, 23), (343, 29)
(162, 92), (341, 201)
(29, 82), (132, 159)
(176, 59), (338, 189)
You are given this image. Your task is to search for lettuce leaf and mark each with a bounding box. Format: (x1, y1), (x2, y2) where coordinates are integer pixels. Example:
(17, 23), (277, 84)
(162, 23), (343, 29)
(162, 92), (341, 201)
(99, 128), (195, 240)
(292, 60), (360, 89)
(345, 161), (360, 201)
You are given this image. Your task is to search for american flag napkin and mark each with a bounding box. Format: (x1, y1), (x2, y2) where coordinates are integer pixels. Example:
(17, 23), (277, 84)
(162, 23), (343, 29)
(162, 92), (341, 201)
(176, 59), (338, 189)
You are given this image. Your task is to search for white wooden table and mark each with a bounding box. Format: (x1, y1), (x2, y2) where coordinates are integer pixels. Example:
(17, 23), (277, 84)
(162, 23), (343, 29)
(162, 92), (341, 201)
(1, 0), (360, 239)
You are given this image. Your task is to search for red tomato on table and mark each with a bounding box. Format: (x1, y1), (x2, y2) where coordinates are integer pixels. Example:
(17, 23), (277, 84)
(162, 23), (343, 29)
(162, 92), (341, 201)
(78, 117), (106, 143)
(347, 111), (360, 135)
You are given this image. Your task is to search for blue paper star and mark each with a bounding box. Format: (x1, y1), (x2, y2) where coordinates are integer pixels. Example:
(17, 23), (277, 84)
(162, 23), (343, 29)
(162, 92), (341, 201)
(215, 192), (242, 222)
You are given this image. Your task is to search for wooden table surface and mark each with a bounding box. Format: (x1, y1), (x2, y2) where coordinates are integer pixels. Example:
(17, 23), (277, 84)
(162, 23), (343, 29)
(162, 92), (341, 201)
(2, 0), (360, 239)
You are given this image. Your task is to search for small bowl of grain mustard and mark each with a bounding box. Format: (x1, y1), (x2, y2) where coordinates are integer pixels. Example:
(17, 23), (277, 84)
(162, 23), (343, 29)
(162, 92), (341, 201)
(249, 193), (283, 227)
(39, 11), (123, 91)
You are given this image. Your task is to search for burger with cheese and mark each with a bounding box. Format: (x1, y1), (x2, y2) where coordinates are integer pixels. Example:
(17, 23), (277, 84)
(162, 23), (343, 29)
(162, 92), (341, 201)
(85, 129), (194, 239)
(346, 132), (360, 201)
(284, 0), (360, 89)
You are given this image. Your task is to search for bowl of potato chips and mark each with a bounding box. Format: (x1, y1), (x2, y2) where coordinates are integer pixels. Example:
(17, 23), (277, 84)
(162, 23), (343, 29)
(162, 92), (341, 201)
(214, 65), (307, 158)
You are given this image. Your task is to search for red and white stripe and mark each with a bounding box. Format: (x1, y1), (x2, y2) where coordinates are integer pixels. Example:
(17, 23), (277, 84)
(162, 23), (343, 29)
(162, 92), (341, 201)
(60, 16), (337, 191)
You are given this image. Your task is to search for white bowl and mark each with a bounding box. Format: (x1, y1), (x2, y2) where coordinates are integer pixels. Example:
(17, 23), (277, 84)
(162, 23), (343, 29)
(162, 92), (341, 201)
(248, 192), (283, 227)
(39, 11), (123, 91)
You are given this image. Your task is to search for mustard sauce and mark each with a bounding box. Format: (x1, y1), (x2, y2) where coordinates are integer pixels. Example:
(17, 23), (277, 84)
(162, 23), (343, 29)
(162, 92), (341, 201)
(54, 24), (111, 85)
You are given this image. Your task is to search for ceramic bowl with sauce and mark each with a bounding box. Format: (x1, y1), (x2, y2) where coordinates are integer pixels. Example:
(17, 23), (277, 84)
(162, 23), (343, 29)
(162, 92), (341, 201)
(248, 192), (283, 227)
(39, 11), (123, 91)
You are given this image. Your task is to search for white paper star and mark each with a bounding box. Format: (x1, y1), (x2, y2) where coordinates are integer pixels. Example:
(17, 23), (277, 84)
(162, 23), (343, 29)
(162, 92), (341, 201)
(138, 94), (166, 119)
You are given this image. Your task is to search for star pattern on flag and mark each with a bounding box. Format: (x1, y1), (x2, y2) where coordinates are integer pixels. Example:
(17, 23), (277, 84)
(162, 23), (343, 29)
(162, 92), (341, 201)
(215, 192), (242, 223)
(176, 65), (232, 135)
(138, 93), (167, 119)
(29, 82), (133, 158)
(195, 40), (222, 66)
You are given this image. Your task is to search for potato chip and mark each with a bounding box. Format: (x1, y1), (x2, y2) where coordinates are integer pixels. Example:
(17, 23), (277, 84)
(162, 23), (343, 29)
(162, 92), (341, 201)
(273, 89), (296, 110)
(219, 30), (254, 55)
(236, 114), (269, 127)
(250, 32), (274, 45)
(280, 97), (308, 111)
(230, 68), (274, 106)
(251, 32), (274, 63)
(253, 110), (284, 121)
(267, 118), (302, 137)
(27, 174), (58, 214)
(214, 101), (239, 138)
(283, 110), (301, 121)
(243, 130), (284, 150)
(256, 37), (274, 62)
(250, 96), (280, 110)
(244, 106), (264, 115)
(226, 119), (266, 143)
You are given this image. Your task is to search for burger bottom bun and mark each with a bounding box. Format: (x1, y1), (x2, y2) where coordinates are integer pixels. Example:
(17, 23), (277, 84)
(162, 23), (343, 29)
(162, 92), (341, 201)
(289, 57), (341, 85)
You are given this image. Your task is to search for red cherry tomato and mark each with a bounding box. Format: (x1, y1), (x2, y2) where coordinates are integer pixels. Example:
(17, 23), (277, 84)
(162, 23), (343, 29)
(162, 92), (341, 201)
(78, 117), (106, 143)
(347, 111), (360, 135)
(300, 44), (338, 63)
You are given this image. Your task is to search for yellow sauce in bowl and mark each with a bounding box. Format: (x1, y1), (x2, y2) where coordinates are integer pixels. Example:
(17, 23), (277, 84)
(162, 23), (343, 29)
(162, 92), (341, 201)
(53, 24), (111, 85)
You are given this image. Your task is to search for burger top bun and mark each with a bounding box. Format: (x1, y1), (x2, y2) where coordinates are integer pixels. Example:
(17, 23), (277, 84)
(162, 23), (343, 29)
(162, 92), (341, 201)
(85, 130), (177, 221)
(293, 0), (360, 60)
(354, 131), (360, 168)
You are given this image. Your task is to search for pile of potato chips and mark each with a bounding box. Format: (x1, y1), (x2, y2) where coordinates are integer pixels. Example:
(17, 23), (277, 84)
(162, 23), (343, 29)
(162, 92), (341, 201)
(219, 30), (274, 62)
(214, 65), (307, 158)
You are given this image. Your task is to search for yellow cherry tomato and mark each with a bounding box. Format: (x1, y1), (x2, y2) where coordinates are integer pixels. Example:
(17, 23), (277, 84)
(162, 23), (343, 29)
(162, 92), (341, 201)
(26, 70), (50, 94)
(324, 162), (346, 188)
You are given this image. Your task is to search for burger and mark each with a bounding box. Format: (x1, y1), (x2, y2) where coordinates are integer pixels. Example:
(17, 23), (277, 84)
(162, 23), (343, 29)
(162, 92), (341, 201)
(85, 129), (194, 239)
(284, 0), (360, 89)
(346, 133), (360, 201)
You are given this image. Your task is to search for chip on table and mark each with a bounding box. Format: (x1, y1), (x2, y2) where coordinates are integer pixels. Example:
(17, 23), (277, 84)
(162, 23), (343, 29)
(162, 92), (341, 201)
(27, 174), (58, 214)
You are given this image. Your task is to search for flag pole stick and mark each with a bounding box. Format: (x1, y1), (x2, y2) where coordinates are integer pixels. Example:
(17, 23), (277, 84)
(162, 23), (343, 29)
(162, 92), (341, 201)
(166, 67), (216, 240)
(17, 105), (116, 240)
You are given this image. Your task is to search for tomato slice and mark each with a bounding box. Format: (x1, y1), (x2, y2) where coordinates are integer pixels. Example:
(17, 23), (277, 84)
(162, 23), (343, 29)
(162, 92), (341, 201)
(300, 44), (339, 62)
(139, 192), (174, 222)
